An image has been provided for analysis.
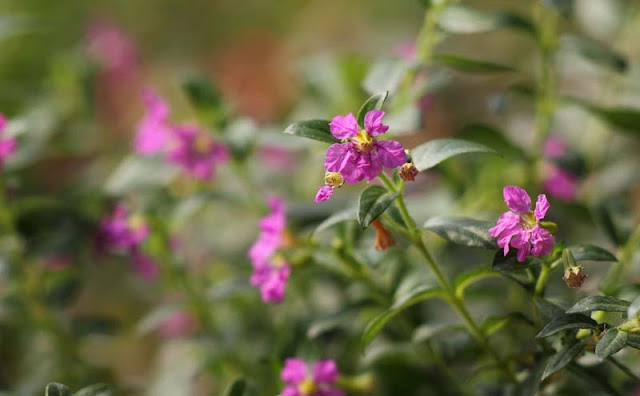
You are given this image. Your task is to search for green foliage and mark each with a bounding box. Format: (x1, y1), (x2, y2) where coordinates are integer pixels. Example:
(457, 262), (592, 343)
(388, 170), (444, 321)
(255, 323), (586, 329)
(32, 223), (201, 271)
(283, 120), (339, 144)
(565, 296), (631, 314)
(357, 185), (399, 228)
(411, 138), (495, 172)
(423, 217), (496, 249)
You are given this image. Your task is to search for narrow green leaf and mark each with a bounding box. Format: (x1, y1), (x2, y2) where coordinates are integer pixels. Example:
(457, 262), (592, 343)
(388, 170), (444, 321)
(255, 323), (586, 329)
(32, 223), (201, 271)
(314, 207), (357, 234)
(481, 313), (534, 337)
(627, 333), (640, 349)
(457, 124), (525, 158)
(566, 296), (631, 314)
(543, 338), (585, 379)
(454, 267), (500, 298)
(358, 185), (399, 228)
(595, 329), (628, 359)
(224, 378), (247, 396)
(74, 384), (114, 396)
(534, 297), (566, 321)
(544, 0), (573, 16)
(45, 383), (72, 396)
(434, 54), (515, 73)
(492, 250), (530, 272)
(412, 138), (495, 171)
(181, 74), (227, 129)
(437, 5), (535, 36)
(412, 323), (465, 343)
(283, 120), (339, 144)
(577, 103), (640, 136)
(423, 217), (496, 249)
(537, 313), (598, 338)
(361, 285), (444, 348)
(564, 35), (627, 73)
(357, 92), (388, 127)
(568, 244), (617, 262)
(566, 364), (623, 396)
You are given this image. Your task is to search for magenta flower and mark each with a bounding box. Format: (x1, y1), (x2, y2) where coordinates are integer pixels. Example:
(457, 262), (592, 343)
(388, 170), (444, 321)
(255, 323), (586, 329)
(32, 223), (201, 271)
(489, 186), (555, 262)
(248, 198), (291, 303)
(542, 136), (567, 159)
(325, 110), (406, 183)
(158, 310), (197, 338)
(543, 163), (578, 202)
(99, 205), (149, 251)
(86, 17), (137, 79)
(166, 124), (229, 181)
(0, 114), (17, 170)
(131, 250), (160, 280)
(281, 358), (344, 396)
(135, 90), (173, 155)
(314, 186), (334, 203)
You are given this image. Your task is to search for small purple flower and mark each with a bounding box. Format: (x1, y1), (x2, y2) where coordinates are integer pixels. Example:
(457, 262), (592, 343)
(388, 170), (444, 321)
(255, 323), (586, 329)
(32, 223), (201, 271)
(157, 310), (197, 338)
(489, 186), (555, 262)
(542, 136), (567, 159)
(281, 358), (344, 396)
(314, 186), (334, 203)
(134, 90), (173, 155)
(325, 110), (406, 183)
(131, 250), (160, 280)
(99, 205), (149, 251)
(543, 163), (578, 202)
(0, 114), (16, 170)
(86, 17), (138, 79)
(166, 124), (229, 181)
(248, 198), (291, 303)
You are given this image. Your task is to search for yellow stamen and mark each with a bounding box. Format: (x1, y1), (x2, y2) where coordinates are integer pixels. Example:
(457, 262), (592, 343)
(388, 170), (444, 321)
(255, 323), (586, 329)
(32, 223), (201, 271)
(193, 134), (211, 153)
(128, 215), (146, 231)
(298, 378), (316, 395)
(352, 130), (374, 153)
(324, 171), (344, 188)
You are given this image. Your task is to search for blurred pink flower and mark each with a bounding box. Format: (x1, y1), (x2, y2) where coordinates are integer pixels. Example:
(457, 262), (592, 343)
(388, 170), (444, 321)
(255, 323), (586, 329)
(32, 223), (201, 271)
(393, 41), (416, 61)
(86, 17), (138, 79)
(134, 90), (173, 155)
(0, 114), (16, 170)
(131, 250), (160, 280)
(99, 205), (149, 251)
(166, 124), (229, 181)
(489, 186), (554, 262)
(542, 136), (567, 159)
(281, 358), (343, 396)
(158, 310), (197, 338)
(258, 146), (297, 170)
(543, 164), (578, 202)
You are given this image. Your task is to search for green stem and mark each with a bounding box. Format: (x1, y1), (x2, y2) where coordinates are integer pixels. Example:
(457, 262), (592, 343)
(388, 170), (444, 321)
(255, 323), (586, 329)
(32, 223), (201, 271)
(534, 263), (551, 296)
(602, 222), (640, 293)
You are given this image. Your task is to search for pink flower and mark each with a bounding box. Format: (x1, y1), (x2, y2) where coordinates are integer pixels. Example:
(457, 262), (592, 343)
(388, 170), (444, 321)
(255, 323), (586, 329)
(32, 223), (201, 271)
(314, 186), (334, 203)
(0, 114), (16, 170)
(325, 110), (406, 183)
(157, 310), (197, 338)
(166, 124), (229, 181)
(134, 90), (173, 155)
(393, 41), (416, 61)
(281, 358), (344, 396)
(131, 250), (160, 280)
(543, 164), (578, 202)
(542, 136), (567, 159)
(86, 18), (137, 79)
(489, 186), (554, 262)
(248, 198), (291, 303)
(99, 205), (149, 251)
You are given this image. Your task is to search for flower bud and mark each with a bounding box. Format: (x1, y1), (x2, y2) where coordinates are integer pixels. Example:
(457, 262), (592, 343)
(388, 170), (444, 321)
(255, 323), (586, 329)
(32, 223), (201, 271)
(371, 219), (395, 251)
(399, 162), (419, 182)
(324, 171), (344, 188)
(563, 266), (586, 288)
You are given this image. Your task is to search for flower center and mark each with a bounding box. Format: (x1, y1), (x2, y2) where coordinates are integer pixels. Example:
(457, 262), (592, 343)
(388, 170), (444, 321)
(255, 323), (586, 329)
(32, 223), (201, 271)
(324, 171), (344, 188)
(270, 254), (287, 269)
(298, 378), (316, 395)
(128, 215), (146, 232)
(520, 212), (537, 229)
(352, 130), (374, 153)
(193, 134), (211, 154)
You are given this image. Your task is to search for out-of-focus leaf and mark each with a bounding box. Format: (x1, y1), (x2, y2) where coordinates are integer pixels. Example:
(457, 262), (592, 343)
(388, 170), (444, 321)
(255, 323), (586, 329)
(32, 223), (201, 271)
(544, 0), (573, 16)
(412, 138), (495, 171)
(514, 356), (549, 396)
(568, 244), (617, 262)
(314, 207), (357, 234)
(358, 185), (399, 228)
(566, 296), (630, 314)
(595, 328), (628, 358)
(574, 101), (640, 136)
(363, 58), (411, 95)
(412, 323), (465, 343)
(566, 364), (622, 396)
(534, 297), (566, 321)
(223, 379), (248, 396)
(181, 73), (227, 129)
(591, 199), (632, 246)
(45, 383), (72, 396)
(45, 273), (81, 309)
(71, 315), (119, 337)
(537, 313), (598, 338)
(423, 217), (496, 249)
(437, 5), (535, 36)
(361, 285), (444, 348)
(74, 384), (114, 396)
(283, 120), (339, 144)
(357, 92), (388, 127)
(627, 333), (640, 349)
(543, 337), (585, 379)
(563, 35), (627, 73)
(454, 267), (500, 298)
(434, 54), (515, 73)
(104, 156), (177, 195)
(628, 296), (640, 319)
(457, 124), (525, 158)
(481, 312), (534, 337)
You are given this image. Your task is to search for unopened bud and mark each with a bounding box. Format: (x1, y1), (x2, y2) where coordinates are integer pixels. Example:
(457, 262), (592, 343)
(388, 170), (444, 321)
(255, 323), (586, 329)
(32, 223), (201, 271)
(371, 219), (395, 251)
(539, 221), (558, 234)
(324, 171), (344, 188)
(399, 162), (419, 182)
(563, 266), (586, 288)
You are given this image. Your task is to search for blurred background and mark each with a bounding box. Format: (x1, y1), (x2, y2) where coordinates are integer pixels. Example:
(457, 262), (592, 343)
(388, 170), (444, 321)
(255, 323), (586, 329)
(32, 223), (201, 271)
(0, 0), (640, 395)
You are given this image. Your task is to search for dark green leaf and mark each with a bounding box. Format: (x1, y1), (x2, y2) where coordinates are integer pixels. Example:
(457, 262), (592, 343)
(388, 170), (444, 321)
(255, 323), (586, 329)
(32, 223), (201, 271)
(412, 138), (495, 171)
(577, 103), (640, 136)
(566, 364), (623, 396)
(438, 5), (535, 36)
(314, 207), (357, 234)
(537, 313), (598, 338)
(45, 383), (72, 396)
(454, 267), (501, 298)
(457, 124), (525, 158)
(358, 185), (399, 228)
(627, 333), (640, 349)
(564, 35), (627, 73)
(357, 92), (388, 127)
(74, 384), (114, 396)
(566, 296), (630, 314)
(412, 323), (465, 343)
(482, 312), (534, 337)
(283, 120), (339, 144)
(224, 378), (248, 396)
(514, 356), (549, 396)
(181, 74), (227, 129)
(591, 199), (632, 246)
(595, 329), (628, 358)
(434, 54), (515, 73)
(361, 285), (444, 348)
(543, 337), (585, 379)
(71, 315), (119, 337)
(534, 297), (566, 321)
(544, 0), (573, 16)
(423, 216), (496, 249)
(491, 250), (531, 272)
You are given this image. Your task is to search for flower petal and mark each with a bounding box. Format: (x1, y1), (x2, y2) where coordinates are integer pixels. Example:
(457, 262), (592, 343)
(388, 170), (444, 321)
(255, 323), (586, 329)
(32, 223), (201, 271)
(503, 186), (531, 213)
(281, 358), (308, 384)
(313, 360), (339, 383)
(356, 152), (383, 182)
(329, 113), (359, 139)
(364, 110), (389, 136)
(314, 186), (333, 203)
(531, 226), (554, 257)
(544, 165), (578, 202)
(373, 140), (406, 169)
(325, 144), (364, 183)
(534, 194), (550, 221)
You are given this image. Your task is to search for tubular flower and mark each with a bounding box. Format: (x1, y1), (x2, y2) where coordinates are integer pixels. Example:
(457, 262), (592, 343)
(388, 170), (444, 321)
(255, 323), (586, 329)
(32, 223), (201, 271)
(314, 171), (344, 203)
(248, 198), (291, 303)
(134, 90), (173, 155)
(489, 186), (555, 262)
(99, 205), (149, 251)
(0, 114), (16, 170)
(166, 124), (229, 181)
(325, 110), (406, 183)
(281, 358), (344, 396)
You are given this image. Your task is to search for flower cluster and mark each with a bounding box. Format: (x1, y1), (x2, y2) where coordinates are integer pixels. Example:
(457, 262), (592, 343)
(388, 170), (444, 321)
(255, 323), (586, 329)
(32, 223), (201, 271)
(281, 358), (343, 396)
(315, 110), (405, 202)
(134, 90), (229, 181)
(489, 186), (555, 262)
(0, 114), (17, 170)
(542, 136), (579, 202)
(98, 204), (159, 279)
(248, 198), (291, 303)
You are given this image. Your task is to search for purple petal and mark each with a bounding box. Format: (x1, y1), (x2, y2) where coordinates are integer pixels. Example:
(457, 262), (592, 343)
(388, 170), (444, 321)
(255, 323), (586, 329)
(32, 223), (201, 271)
(281, 386), (302, 396)
(260, 264), (290, 303)
(325, 143), (354, 173)
(534, 194), (550, 221)
(0, 114), (6, 131)
(503, 186), (531, 213)
(329, 113), (359, 139)
(0, 138), (17, 157)
(281, 358), (308, 384)
(373, 140), (406, 169)
(131, 251), (160, 280)
(488, 212), (520, 238)
(313, 360), (339, 383)
(544, 166), (578, 202)
(364, 110), (389, 136)
(542, 136), (567, 159)
(531, 226), (554, 257)
(511, 231), (531, 262)
(314, 186), (333, 203)
(356, 152), (383, 182)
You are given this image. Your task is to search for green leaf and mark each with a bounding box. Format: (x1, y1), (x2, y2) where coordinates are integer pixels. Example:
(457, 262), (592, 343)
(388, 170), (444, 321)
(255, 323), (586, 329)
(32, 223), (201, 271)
(564, 35), (627, 73)
(627, 333), (640, 349)
(543, 337), (585, 379)
(314, 207), (357, 234)
(534, 297), (566, 321)
(223, 378), (248, 396)
(361, 285), (444, 348)
(454, 267), (500, 298)
(412, 323), (465, 343)
(457, 124), (525, 158)
(578, 103), (640, 136)
(357, 92), (388, 127)
(568, 244), (617, 262)
(491, 250), (531, 272)
(433, 54), (515, 73)
(181, 74), (227, 129)
(423, 216), (496, 249)
(363, 58), (411, 95)
(566, 364), (622, 396)
(544, 0), (573, 16)
(104, 156), (177, 195)
(514, 355), (549, 396)
(566, 296), (631, 314)
(411, 138), (495, 172)
(283, 120), (339, 144)
(437, 5), (535, 36)
(358, 185), (399, 228)
(481, 313), (534, 337)
(74, 384), (114, 396)
(537, 313), (598, 338)
(595, 328), (628, 358)
(45, 383), (72, 396)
